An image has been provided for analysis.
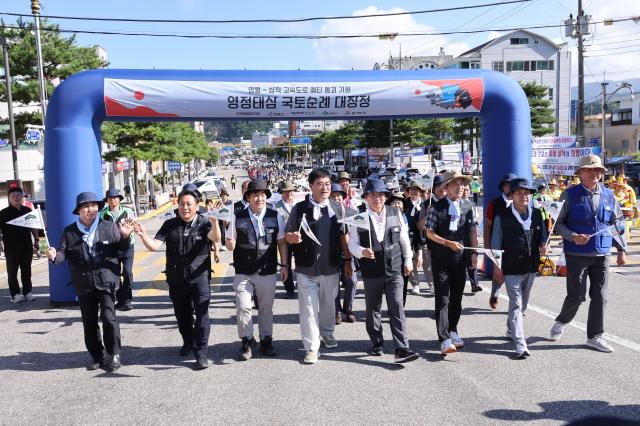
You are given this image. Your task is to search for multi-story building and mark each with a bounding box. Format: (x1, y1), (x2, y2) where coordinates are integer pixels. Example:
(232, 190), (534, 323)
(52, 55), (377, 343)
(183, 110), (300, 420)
(585, 92), (640, 156)
(440, 29), (571, 136)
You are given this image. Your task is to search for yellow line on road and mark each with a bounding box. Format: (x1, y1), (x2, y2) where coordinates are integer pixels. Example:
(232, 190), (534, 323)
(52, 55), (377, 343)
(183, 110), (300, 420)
(136, 262), (229, 296)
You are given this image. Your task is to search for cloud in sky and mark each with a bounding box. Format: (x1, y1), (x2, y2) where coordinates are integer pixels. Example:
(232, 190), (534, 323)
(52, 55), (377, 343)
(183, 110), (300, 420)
(312, 6), (470, 70)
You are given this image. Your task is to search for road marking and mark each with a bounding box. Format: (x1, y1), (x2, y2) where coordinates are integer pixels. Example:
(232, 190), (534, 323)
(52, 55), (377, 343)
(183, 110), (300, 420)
(136, 263), (229, 296)
(487, 286), (640, 353)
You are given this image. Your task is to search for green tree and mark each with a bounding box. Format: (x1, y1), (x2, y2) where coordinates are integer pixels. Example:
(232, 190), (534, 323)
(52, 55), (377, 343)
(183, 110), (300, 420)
(0, 18), (108, 139)
(520, 81), (556, 137)
(102, 122), (209, 211)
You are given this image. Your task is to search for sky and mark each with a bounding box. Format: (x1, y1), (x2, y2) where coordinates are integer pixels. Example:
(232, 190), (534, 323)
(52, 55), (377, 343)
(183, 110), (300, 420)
(2, 0), (640, 85)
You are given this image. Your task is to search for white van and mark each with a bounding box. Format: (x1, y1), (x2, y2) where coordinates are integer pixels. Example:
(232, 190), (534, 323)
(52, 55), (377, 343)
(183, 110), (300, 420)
(328, 158), (346, 172)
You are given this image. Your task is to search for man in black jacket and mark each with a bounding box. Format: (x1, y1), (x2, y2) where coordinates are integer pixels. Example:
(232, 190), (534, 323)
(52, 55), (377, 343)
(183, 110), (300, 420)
(426, 171), (479, 355)
(0, 187), (39, 303)
(135, 187), (220, 370)
(46, 192), (133, 372)
(226, 180), (288, 361)
(491, 178), (548, 358)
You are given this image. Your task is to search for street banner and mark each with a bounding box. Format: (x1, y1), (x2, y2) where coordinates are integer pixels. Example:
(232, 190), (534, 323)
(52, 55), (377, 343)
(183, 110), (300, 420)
(299, 213), (321, 246)
(202, 206), (232, 221)
(7, 208), (44, 229)
(104, 78), (485, 119)
(532, 146), (601, 175)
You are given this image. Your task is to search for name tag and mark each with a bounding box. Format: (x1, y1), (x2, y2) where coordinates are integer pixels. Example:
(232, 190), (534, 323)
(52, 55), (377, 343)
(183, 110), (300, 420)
(101, 241), (109, 245)
(391, 226), (400, 232)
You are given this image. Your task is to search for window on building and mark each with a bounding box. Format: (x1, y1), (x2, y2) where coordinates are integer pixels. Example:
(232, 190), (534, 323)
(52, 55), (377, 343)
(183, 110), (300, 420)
(622, 140), (629, 149)
(506, 61), (525, 72)
(536, 60), (549, 70)
(548, 60), (554, 70)
(492, 61), (504, 72)
(510, 37), (529, 45)
(460, 61), (470, 69)
(548, 88), (554, 100)
(470, 61), (480, 69)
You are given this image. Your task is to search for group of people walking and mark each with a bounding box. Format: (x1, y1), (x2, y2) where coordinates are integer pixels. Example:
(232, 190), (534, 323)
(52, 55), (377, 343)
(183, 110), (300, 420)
(37, 154), (626, 372)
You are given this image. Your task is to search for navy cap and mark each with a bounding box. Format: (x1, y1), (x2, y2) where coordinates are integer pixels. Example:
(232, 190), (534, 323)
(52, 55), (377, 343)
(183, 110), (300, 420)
(330, 183), (347, 198)
(104, 188), (124, 202)
(508, 178), (536, 195)
(73, 191), (105, 215)
(362, 179), (390, 196)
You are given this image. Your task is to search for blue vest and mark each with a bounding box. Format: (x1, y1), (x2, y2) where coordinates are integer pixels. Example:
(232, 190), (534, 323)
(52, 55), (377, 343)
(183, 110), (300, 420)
(563, 184), (615, 255)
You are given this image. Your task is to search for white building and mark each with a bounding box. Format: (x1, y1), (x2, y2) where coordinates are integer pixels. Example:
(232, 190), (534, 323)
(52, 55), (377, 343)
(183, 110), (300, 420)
(585, 92), (640, 155)
(251, 130), (273, 148)
(298, 120), (345, 134)
(441, 29), (571, 136)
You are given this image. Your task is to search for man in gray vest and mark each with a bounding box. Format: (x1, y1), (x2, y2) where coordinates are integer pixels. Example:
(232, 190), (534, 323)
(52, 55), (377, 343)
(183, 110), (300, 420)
(285, 169), (351, 364)
(348, 180), (418, 363)
(274, 181), (297, 298)
(227, 179), (288, 360)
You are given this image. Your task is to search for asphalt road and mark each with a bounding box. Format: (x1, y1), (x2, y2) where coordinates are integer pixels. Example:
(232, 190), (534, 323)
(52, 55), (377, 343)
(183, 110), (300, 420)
(0, 167), (639, 425)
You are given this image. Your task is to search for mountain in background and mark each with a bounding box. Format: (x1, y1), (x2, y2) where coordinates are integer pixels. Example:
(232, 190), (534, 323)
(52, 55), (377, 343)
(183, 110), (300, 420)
(572, 78), (640, 101)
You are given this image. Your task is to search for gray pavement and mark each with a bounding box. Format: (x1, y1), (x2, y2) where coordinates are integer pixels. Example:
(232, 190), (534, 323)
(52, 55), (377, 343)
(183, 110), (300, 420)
(0, 167), (639, 425)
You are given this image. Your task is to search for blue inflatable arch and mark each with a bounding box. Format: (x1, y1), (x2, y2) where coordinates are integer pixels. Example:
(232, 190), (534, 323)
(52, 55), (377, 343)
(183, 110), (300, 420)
(45, 69), (531, 303)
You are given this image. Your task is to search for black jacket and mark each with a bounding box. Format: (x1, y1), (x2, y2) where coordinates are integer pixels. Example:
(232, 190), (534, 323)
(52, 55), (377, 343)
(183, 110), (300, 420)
(53, 220), (129, 295)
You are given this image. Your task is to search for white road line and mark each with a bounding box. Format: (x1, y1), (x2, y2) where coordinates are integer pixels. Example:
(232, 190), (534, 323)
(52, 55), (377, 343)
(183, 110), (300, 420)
(486, 286), (640, 353)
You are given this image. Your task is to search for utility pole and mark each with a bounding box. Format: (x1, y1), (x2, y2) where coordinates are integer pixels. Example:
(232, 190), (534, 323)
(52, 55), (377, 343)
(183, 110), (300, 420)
(1, 37), (20, 180)
(565, 1), (590, 146)
(31, 0), (47, 124)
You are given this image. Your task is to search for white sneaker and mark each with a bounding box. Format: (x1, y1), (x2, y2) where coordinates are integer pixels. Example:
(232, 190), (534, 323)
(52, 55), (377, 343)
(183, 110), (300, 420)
(515, 343), (531, 359)
(450, 331), (464, 348)
(10, 294), (24, 303)
(550, 321), (565, 341)
(412, 285), (421, 295)
(23, 293), (35, 302)
(440, 339), (456, 355)
(303, 350), (318, 364)
(586, 336), (614, 353)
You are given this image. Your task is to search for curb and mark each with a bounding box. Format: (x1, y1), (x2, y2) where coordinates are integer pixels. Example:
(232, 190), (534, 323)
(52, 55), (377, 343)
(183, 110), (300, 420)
(137, 201), (174, 221)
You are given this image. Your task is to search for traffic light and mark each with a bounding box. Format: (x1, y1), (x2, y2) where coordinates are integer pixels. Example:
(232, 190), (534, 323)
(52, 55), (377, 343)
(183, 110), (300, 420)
(6, 180), (22, 190)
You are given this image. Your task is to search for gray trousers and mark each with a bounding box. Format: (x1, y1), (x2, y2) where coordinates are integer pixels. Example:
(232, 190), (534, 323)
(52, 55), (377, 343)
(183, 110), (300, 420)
(297, 273), (340, 352)
(233, 273), (277, 340)
(409, 246), (433, 287)
(504, 273), (536, 350)
(555, 254), (608, 339)
(363, 274), (409, 350)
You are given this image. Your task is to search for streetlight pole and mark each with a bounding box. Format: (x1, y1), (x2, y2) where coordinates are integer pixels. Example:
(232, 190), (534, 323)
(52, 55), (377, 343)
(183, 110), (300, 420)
(600, 82), (633, 163)
(1, 37), (20, 180)
(31, 0), (47, 123)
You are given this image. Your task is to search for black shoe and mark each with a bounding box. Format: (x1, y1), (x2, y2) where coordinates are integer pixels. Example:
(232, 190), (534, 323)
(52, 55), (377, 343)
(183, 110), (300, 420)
(260, 336), (277, 357)
(394, 348), (419, 364)
(179, 343), (193, 357)
(103, 354), (121, 372)
(114, 302), (123, 310)
(240, 337), (257, 361)
(370, 345), (383, 356)
(119, 303), (133, 311)
(195, 356), (209, 370)
(86, 359), (102, 371)
(284, 291), (296, 299)
(471, 285), (483, 293)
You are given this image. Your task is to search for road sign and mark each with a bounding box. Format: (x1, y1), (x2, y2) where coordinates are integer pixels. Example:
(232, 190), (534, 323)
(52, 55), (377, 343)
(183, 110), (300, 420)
(168, 160), (182, 172)
(26, 128), (43, 143)
(291, 137), (311, 145)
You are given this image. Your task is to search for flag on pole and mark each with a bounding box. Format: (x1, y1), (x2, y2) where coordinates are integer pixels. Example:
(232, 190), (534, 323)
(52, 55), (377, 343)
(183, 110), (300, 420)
(541, 199), (565, 221)
(202, 206), (232, 221)
(300, 213), (322, 246)
(608, 224), (627, 251)
(421, 170), (435, 190)
(338, 212), (371, 230)
(7, 209), (45, 229)
(484, 248), (503, 269)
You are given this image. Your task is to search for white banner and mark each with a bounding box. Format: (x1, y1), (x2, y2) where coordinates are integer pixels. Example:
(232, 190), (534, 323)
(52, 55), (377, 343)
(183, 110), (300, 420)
(532, 147), (601, 175)
(202, 206), (232, 221)
(104, 78), (484, 119)
(532, 136), (577, 149)
(7, 208), (44, 229)
(338, 212), (371, 230)
(541, 199), (565, 221)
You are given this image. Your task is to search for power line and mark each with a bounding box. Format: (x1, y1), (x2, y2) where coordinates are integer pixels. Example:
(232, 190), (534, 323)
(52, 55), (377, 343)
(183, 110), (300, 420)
(0, 1), (533, 24)
(2, 16), (638, 40)
(585, 47), (640, 58)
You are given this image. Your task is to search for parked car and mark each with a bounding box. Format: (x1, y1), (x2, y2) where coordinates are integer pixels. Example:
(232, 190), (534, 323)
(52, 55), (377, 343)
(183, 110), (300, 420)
(191, 179), (221, 201)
